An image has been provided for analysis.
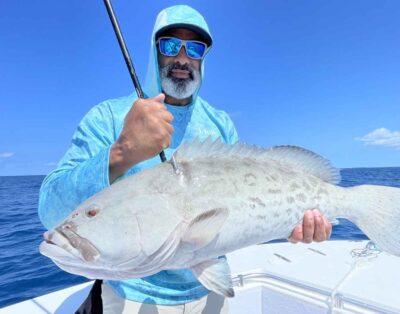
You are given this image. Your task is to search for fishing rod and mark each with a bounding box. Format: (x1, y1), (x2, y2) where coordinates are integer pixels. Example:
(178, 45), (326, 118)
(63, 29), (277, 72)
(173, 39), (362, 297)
(103, 0), (179, 172)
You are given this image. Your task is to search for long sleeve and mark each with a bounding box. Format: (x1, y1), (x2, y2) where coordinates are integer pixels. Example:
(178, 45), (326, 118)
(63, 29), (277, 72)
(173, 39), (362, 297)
(38, 102), (116, 229)
(223, 112), (239, 145)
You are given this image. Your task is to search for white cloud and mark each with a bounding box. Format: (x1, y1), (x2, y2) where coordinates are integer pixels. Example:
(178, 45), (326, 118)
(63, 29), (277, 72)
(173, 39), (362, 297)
(356, 128), (400, 148)
(0, 152), (14, 158)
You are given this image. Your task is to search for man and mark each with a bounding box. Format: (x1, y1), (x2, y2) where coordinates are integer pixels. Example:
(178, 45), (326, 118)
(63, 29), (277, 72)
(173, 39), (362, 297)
(39, 5), (332, 314)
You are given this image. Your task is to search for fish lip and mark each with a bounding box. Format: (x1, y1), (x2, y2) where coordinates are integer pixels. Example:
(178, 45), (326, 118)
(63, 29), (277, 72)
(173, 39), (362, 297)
(39, 239), (76, 260)
(58, 226), (100, 262)
(43, 231), (54, 244)
(46, 227), (100, 262)
(43, 229), (80, 257)
(40, 234), (82, 266)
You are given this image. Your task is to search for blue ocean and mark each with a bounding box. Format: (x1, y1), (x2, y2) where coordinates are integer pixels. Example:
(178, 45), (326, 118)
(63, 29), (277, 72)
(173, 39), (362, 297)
(0, 167), (399, 308)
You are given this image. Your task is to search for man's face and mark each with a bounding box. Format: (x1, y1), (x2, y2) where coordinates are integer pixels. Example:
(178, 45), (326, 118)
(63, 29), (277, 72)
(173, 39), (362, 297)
(157, 28), (204, 101)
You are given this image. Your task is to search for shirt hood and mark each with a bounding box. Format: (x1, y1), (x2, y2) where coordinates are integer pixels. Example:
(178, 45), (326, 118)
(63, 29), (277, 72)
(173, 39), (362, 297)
(143, 5), (212, 102)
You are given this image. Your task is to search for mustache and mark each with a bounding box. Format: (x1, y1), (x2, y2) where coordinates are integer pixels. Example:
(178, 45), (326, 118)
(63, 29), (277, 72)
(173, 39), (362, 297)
(165, 63), (194, 80)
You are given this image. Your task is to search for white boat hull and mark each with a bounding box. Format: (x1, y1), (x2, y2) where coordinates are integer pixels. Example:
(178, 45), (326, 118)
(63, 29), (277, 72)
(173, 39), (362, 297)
(2, 240), (399, 314)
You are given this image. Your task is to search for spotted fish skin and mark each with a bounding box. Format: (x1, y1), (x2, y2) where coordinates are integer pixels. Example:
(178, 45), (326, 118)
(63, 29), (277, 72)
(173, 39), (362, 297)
(165, 146), (342, 266)
(166, 139), (400, 267)
(39, 138), (400, 297)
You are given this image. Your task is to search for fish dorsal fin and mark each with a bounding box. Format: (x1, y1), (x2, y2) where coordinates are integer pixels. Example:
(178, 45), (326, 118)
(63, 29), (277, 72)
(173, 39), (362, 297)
(263, 145), (341, 184)
(173, 137), (340, 184)
(174, 137), (266, 161)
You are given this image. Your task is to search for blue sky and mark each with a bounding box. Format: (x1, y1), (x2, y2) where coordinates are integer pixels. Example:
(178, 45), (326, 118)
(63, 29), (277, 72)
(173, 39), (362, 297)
(1, 0), (399, 176)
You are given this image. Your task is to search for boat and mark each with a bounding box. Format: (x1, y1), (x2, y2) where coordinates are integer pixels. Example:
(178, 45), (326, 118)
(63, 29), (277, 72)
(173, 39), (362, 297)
(2, 240), (399, 313)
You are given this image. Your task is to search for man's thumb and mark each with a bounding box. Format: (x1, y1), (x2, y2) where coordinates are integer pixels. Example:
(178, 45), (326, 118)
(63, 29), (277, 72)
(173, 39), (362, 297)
(153, 93), (165, 103)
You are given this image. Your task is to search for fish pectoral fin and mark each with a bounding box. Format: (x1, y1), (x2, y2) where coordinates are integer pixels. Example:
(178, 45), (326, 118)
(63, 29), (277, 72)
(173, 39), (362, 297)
(182, 208), (229, 249)
(192, 257), (234, 298)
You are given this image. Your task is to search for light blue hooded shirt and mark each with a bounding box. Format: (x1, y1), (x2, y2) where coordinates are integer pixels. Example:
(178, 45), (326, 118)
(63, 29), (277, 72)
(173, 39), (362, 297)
(38, 5), (238, 305)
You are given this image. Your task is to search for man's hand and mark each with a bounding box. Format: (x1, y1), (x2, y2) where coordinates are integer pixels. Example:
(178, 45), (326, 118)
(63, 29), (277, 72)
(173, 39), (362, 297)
(288, 209), (332, 243)
(109, 93), (174, 183)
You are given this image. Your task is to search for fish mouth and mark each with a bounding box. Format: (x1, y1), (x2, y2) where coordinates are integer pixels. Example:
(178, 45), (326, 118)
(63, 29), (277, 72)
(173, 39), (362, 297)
(42, 227), (100, 263)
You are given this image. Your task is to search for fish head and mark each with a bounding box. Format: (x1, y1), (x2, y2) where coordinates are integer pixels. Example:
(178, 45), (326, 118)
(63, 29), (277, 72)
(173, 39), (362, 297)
(39, 198), (147, 277)
(40, 162), (185, 279)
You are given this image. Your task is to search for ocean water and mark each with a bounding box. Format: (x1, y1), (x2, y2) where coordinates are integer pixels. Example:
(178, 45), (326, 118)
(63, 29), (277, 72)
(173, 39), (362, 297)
(0, 167), (399, 308)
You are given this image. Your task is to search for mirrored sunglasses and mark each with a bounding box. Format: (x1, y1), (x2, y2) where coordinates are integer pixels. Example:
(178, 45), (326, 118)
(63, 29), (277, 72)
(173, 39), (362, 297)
(157, 37), (208, 60)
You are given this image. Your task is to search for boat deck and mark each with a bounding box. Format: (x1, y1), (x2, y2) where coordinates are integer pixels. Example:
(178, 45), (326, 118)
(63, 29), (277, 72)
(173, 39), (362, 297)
(2, 240), (399, 313)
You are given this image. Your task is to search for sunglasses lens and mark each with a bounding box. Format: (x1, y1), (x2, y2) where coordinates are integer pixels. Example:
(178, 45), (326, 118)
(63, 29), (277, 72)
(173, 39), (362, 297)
(186, 41), (206, 59)
(159, 37), (182, 57)
(159, 37), (207, 59)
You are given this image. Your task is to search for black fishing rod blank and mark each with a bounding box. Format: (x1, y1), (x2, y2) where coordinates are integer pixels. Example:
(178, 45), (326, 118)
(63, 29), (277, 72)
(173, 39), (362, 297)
(103, 0), (169, 163)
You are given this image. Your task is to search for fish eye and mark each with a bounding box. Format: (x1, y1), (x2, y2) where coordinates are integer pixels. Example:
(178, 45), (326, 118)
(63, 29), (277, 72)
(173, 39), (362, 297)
(85, 207), (100, 218)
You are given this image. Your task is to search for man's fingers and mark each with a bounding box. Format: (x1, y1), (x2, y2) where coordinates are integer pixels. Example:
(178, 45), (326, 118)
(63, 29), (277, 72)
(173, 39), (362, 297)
(135, 97), (167, 113)
(165, 122), (174, 136)
(324, 216), (332, 239)
(312, 209), (326, 242)
(288, 225), (303, 243)
(146, 102), (168, 114)
(302, 210), (315, 243)
(159, 110), (174, 123)
(158, 132), (171, 150)
(162, 141), (170, 150)
(289, 209), (332, 245)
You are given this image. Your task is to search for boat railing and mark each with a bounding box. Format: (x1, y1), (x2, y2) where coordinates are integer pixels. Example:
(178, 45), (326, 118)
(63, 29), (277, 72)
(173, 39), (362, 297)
(232, 272), (398, 314)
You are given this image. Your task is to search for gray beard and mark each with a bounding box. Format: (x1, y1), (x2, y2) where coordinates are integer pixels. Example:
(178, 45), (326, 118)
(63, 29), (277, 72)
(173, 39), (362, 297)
(159, 64), (201, 100)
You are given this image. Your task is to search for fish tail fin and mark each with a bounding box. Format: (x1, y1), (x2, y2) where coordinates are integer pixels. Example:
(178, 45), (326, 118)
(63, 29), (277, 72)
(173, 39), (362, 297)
(346, 185), (400, 256)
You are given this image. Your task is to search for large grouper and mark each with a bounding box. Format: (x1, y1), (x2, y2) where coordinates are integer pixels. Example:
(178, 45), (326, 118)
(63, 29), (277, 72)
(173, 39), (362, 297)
(39, 138), (400, 297)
